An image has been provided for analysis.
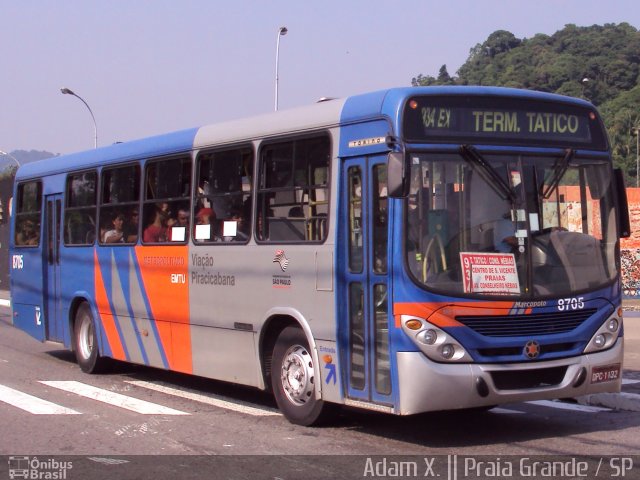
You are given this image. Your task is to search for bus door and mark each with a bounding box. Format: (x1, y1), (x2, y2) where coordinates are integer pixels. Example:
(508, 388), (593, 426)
(340, 156), (392, 406)
(44, 194), (64, 342)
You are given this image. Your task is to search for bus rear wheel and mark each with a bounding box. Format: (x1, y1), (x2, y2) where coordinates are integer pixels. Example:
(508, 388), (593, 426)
(271, 326), (333, 426)
(73, 303), (105, 374)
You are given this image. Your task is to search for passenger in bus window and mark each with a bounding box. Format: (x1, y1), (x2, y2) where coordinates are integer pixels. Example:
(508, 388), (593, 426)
(160, 202), (176, 228)
(16, 219), (39, 246)
(175, 208), (190, 228)
(103, 212), (126, 243)
(170, 207), (189, 242)
(195, 207), (216, 241)
(223, 208), (248, 242)
(143, 205), (168, 243)
(197, 180), (212, 209)
(124, 209), (139, 243)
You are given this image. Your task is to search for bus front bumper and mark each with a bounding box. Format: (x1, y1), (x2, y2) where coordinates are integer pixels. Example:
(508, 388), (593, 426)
(396, 338), (623, 415)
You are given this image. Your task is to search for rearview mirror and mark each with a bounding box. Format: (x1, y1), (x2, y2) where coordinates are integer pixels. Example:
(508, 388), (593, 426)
(614, 168), (631, 238)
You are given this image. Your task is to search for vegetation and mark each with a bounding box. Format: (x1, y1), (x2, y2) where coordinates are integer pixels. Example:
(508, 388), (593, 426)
(412, 23), (640, 184)
(0, 150), (57, 179)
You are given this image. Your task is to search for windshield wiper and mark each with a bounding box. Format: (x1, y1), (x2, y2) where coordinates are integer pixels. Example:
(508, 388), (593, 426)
(460, 145), (515, 202)
(541, 148), (574, 199)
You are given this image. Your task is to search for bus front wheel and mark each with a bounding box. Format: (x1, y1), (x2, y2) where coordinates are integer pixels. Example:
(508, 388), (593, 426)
(73, 303), (105, 374)
(271, 326), (333, 426)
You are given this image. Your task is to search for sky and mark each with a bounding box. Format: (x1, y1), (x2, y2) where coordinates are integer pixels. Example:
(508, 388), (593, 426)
(1, 0), (639, 158)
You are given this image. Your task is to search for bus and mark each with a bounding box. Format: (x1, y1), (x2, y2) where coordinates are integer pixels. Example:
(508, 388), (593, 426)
(9, 87), (630, 425)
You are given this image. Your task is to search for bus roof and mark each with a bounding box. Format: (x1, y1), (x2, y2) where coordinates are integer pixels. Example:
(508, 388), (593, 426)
(16, 127), (199, 181)
(15, 86), (596, 181)
(193, 96), (347, 149)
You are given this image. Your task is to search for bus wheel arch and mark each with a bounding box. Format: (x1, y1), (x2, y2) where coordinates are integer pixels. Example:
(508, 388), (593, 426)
(260, 315), (298, 393)
(71, 300), (106, 374)
(260, 315), (336, 426)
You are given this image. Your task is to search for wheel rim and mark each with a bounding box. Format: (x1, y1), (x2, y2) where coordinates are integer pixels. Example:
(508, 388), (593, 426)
(78, 315), (94, 360)
(280, 344), (314, 406)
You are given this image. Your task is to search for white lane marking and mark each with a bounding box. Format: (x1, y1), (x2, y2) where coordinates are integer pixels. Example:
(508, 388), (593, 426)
(125, 380), (280, 417)
(40, 381), (189, 415)
(0, 359), (8, 363)
(527, 399), (611, 413)
(0, 384), (81, 415)
(0, 299), (10, 307)
(622, 378), (640, 385)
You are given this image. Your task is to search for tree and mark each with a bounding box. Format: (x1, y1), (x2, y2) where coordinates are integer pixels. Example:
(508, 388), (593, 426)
(437, 65), (453, 84)
(483, 30), (521, 58)
(413, 23), (639, 104)
(600, 85), (640, 184)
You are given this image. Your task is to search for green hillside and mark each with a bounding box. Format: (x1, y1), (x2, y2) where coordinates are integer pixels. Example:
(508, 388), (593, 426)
(412, 23), (640, 184)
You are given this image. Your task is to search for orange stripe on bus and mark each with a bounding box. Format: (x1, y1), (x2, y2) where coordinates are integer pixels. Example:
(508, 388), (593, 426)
(134, 245), (192, 374)
(393, 300), (518, 328)
(93, 250), (126, 360)
(170, 323), (193, 374)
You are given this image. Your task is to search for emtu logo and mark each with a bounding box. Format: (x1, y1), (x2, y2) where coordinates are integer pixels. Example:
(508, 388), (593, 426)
(273, 250), (289, 272)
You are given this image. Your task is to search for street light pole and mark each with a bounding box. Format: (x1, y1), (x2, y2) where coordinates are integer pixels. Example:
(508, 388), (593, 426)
(274, 26), (288, 111)
(0, 150), (20, 168)
(60, 87), (98, 149)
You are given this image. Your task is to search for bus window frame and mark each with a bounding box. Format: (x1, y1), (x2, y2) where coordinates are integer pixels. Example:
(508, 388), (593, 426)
(193, 143), (254, 245)
(141, 154), (193, 246)
(255, 132), (332, 245)
(63, 169), (98, 247)
(98, 163), (141, 246)
(14, 180), (43, 248)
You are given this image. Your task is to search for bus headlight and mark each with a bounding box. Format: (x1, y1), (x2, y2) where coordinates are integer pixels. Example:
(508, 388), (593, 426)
(401, 315), (473, 363)
(418, 329), (438, 345)
(440, 344), (455, 360)
(584, 312), (622, 353)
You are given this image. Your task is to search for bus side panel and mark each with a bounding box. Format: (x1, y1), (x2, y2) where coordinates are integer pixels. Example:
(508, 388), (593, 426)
(133, 245), (192, 374)
(10, 246), (46, 342)
(11, 303), (46, 342)
(93, 249), (129, 361)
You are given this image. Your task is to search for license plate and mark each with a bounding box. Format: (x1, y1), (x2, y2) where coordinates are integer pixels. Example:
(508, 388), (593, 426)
(590, 364), (621, 384)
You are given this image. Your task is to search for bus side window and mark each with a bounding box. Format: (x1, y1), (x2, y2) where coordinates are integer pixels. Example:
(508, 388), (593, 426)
(99, 165), (140, 245)
(194, 146), (253, 244)
(64, 171), (97, 246)
(257, 135), (330, 243)
(15, 181), (42, 247)
(143, 156), (191, 244)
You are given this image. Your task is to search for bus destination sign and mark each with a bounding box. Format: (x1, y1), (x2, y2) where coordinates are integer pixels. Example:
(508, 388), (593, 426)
(403, 96), (606, 149)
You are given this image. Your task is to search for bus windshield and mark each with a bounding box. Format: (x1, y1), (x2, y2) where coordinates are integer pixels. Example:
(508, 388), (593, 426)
(405, 150), (618, 298)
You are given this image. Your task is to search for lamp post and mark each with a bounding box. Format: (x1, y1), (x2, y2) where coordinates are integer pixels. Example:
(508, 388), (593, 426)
(274, 26), (288, 111)
(581, 77), (590, 100)
(0, 150), (20, 168)
(60, 87), (98, 149)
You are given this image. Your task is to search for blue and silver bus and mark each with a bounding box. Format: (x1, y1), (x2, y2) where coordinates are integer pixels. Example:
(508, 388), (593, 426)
(10, 87), (630, 425)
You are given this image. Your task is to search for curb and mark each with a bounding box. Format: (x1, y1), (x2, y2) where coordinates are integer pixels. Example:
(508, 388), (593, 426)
(577, 392), (640, 412)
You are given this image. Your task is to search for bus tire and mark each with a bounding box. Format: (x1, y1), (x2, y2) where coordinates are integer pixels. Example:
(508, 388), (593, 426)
(271, 326), (333, 426)
(73, 303), (105, 374)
